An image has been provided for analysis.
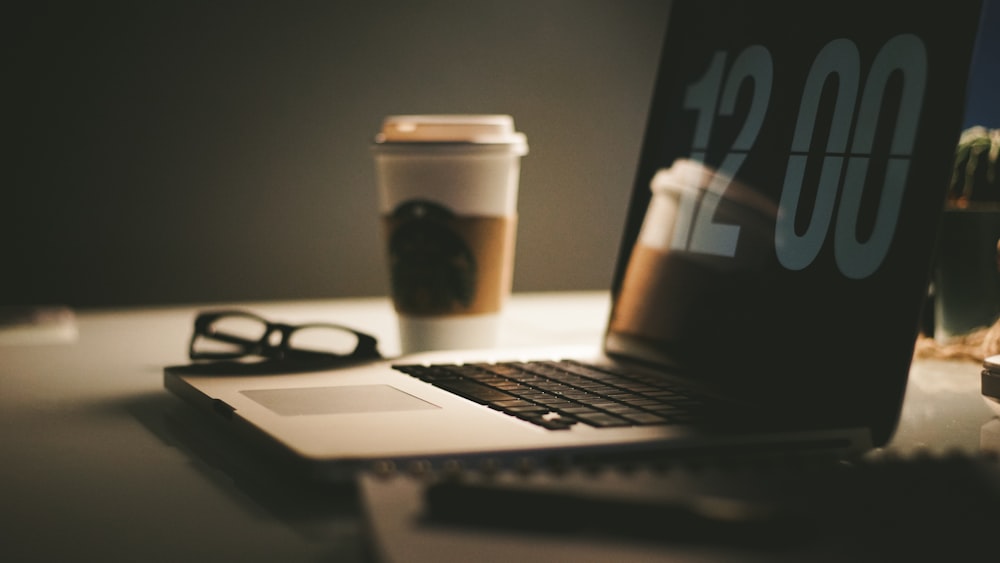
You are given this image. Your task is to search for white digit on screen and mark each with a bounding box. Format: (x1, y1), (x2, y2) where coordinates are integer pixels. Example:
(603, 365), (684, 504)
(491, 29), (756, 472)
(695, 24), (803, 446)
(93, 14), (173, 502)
(680, 46), (772, 257)
(675, 52), (727, 250)
(776, 38), (860, 270)
(834, 34), (926, 279)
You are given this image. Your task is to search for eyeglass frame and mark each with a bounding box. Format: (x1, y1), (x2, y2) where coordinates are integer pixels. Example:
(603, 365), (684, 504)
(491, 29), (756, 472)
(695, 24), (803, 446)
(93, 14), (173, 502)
(189, 309), (381, 363)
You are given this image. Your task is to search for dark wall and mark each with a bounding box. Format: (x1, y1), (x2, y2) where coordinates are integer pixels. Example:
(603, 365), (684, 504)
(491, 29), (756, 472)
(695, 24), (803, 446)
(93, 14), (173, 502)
(7, 1), (996, 308)
(6, 0), (672, 307)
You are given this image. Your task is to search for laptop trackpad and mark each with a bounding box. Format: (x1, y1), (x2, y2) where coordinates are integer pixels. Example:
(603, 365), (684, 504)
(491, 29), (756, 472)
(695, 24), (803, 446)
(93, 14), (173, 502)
(241, 384), (440, 416)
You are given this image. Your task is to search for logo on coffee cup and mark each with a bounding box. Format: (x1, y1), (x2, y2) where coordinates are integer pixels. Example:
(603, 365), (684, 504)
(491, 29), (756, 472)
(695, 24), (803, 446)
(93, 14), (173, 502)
(387, 200), (477, 315)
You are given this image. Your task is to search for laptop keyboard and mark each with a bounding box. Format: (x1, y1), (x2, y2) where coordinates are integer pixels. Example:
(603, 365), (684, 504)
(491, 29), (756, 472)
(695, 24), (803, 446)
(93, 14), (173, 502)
(393, 360), (714, 430)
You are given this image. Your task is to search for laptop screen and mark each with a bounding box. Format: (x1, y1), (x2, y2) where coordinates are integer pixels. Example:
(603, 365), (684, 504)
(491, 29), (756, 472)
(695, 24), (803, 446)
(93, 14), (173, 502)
(604, 0), (984, 443)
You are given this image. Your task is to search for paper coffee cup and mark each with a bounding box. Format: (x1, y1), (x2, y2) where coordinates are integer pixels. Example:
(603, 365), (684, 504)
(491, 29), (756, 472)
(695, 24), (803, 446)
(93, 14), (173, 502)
(371, 115), (528, 353)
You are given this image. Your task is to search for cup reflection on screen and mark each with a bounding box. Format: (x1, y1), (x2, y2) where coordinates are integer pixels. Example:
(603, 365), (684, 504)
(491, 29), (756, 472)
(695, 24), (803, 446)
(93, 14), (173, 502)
(611, 158), (777, 346)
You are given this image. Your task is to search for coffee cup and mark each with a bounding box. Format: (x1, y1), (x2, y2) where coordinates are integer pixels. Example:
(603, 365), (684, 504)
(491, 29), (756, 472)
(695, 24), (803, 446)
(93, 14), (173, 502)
(371, 115), (528, 353)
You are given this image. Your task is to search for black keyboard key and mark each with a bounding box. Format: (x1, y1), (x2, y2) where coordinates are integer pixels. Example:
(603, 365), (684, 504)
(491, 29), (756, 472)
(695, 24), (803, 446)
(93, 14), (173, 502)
(573, 412), (630, 427)
(524, 417), (576, 430)
(622, 412), (670, 425)
(432, 379), (516, 405)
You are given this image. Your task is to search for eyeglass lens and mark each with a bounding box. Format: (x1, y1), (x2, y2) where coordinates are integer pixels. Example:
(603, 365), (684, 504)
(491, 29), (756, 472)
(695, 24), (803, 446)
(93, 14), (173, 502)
(190, 314), (266, 357)
(195, 314), (365, 357)
(211, 315), (270, 341)
(285, 325), (363, 356)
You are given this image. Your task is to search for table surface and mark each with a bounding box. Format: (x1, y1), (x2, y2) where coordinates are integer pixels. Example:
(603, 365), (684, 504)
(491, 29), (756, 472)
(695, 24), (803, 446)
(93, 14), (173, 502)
(2, 291), (997, 562)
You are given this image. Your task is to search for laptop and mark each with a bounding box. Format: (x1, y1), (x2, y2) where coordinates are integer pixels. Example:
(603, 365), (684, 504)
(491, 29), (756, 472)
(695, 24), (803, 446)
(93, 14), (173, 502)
(165, 0), (985, 480)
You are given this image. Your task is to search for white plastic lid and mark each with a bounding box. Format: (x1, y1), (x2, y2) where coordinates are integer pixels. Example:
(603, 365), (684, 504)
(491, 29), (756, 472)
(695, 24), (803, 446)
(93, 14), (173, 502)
(374, 114), (527, 148)
(650, 158), (712, 195)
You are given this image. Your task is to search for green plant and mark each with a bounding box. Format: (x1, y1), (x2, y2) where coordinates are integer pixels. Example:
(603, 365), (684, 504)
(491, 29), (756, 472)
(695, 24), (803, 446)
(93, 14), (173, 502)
(947, 125), (1000, 207)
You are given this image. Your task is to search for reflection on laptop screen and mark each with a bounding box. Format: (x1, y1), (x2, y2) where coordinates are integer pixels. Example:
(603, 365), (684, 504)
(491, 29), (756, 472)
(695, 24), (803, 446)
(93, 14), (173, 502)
(604, 0), (984, 441)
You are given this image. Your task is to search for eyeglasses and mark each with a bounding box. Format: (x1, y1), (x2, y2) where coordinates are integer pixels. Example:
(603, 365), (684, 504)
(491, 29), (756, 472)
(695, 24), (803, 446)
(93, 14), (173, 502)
(189, 310), (381, 364)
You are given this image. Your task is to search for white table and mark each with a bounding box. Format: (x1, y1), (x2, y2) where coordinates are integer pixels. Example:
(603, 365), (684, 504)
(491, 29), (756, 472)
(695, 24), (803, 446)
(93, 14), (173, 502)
(1, 291), (996, 562)
(0, 292), (610, 562)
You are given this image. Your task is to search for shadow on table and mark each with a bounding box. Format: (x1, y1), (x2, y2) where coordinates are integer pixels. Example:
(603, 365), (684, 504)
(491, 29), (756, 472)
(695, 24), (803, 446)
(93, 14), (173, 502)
(114, 391), (376, 562)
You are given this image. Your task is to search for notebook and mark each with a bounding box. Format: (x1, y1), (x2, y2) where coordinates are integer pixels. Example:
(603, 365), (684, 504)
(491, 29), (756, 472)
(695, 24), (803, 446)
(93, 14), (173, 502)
(360, 453), (1000, 562)
(164, 0), (985, 480)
